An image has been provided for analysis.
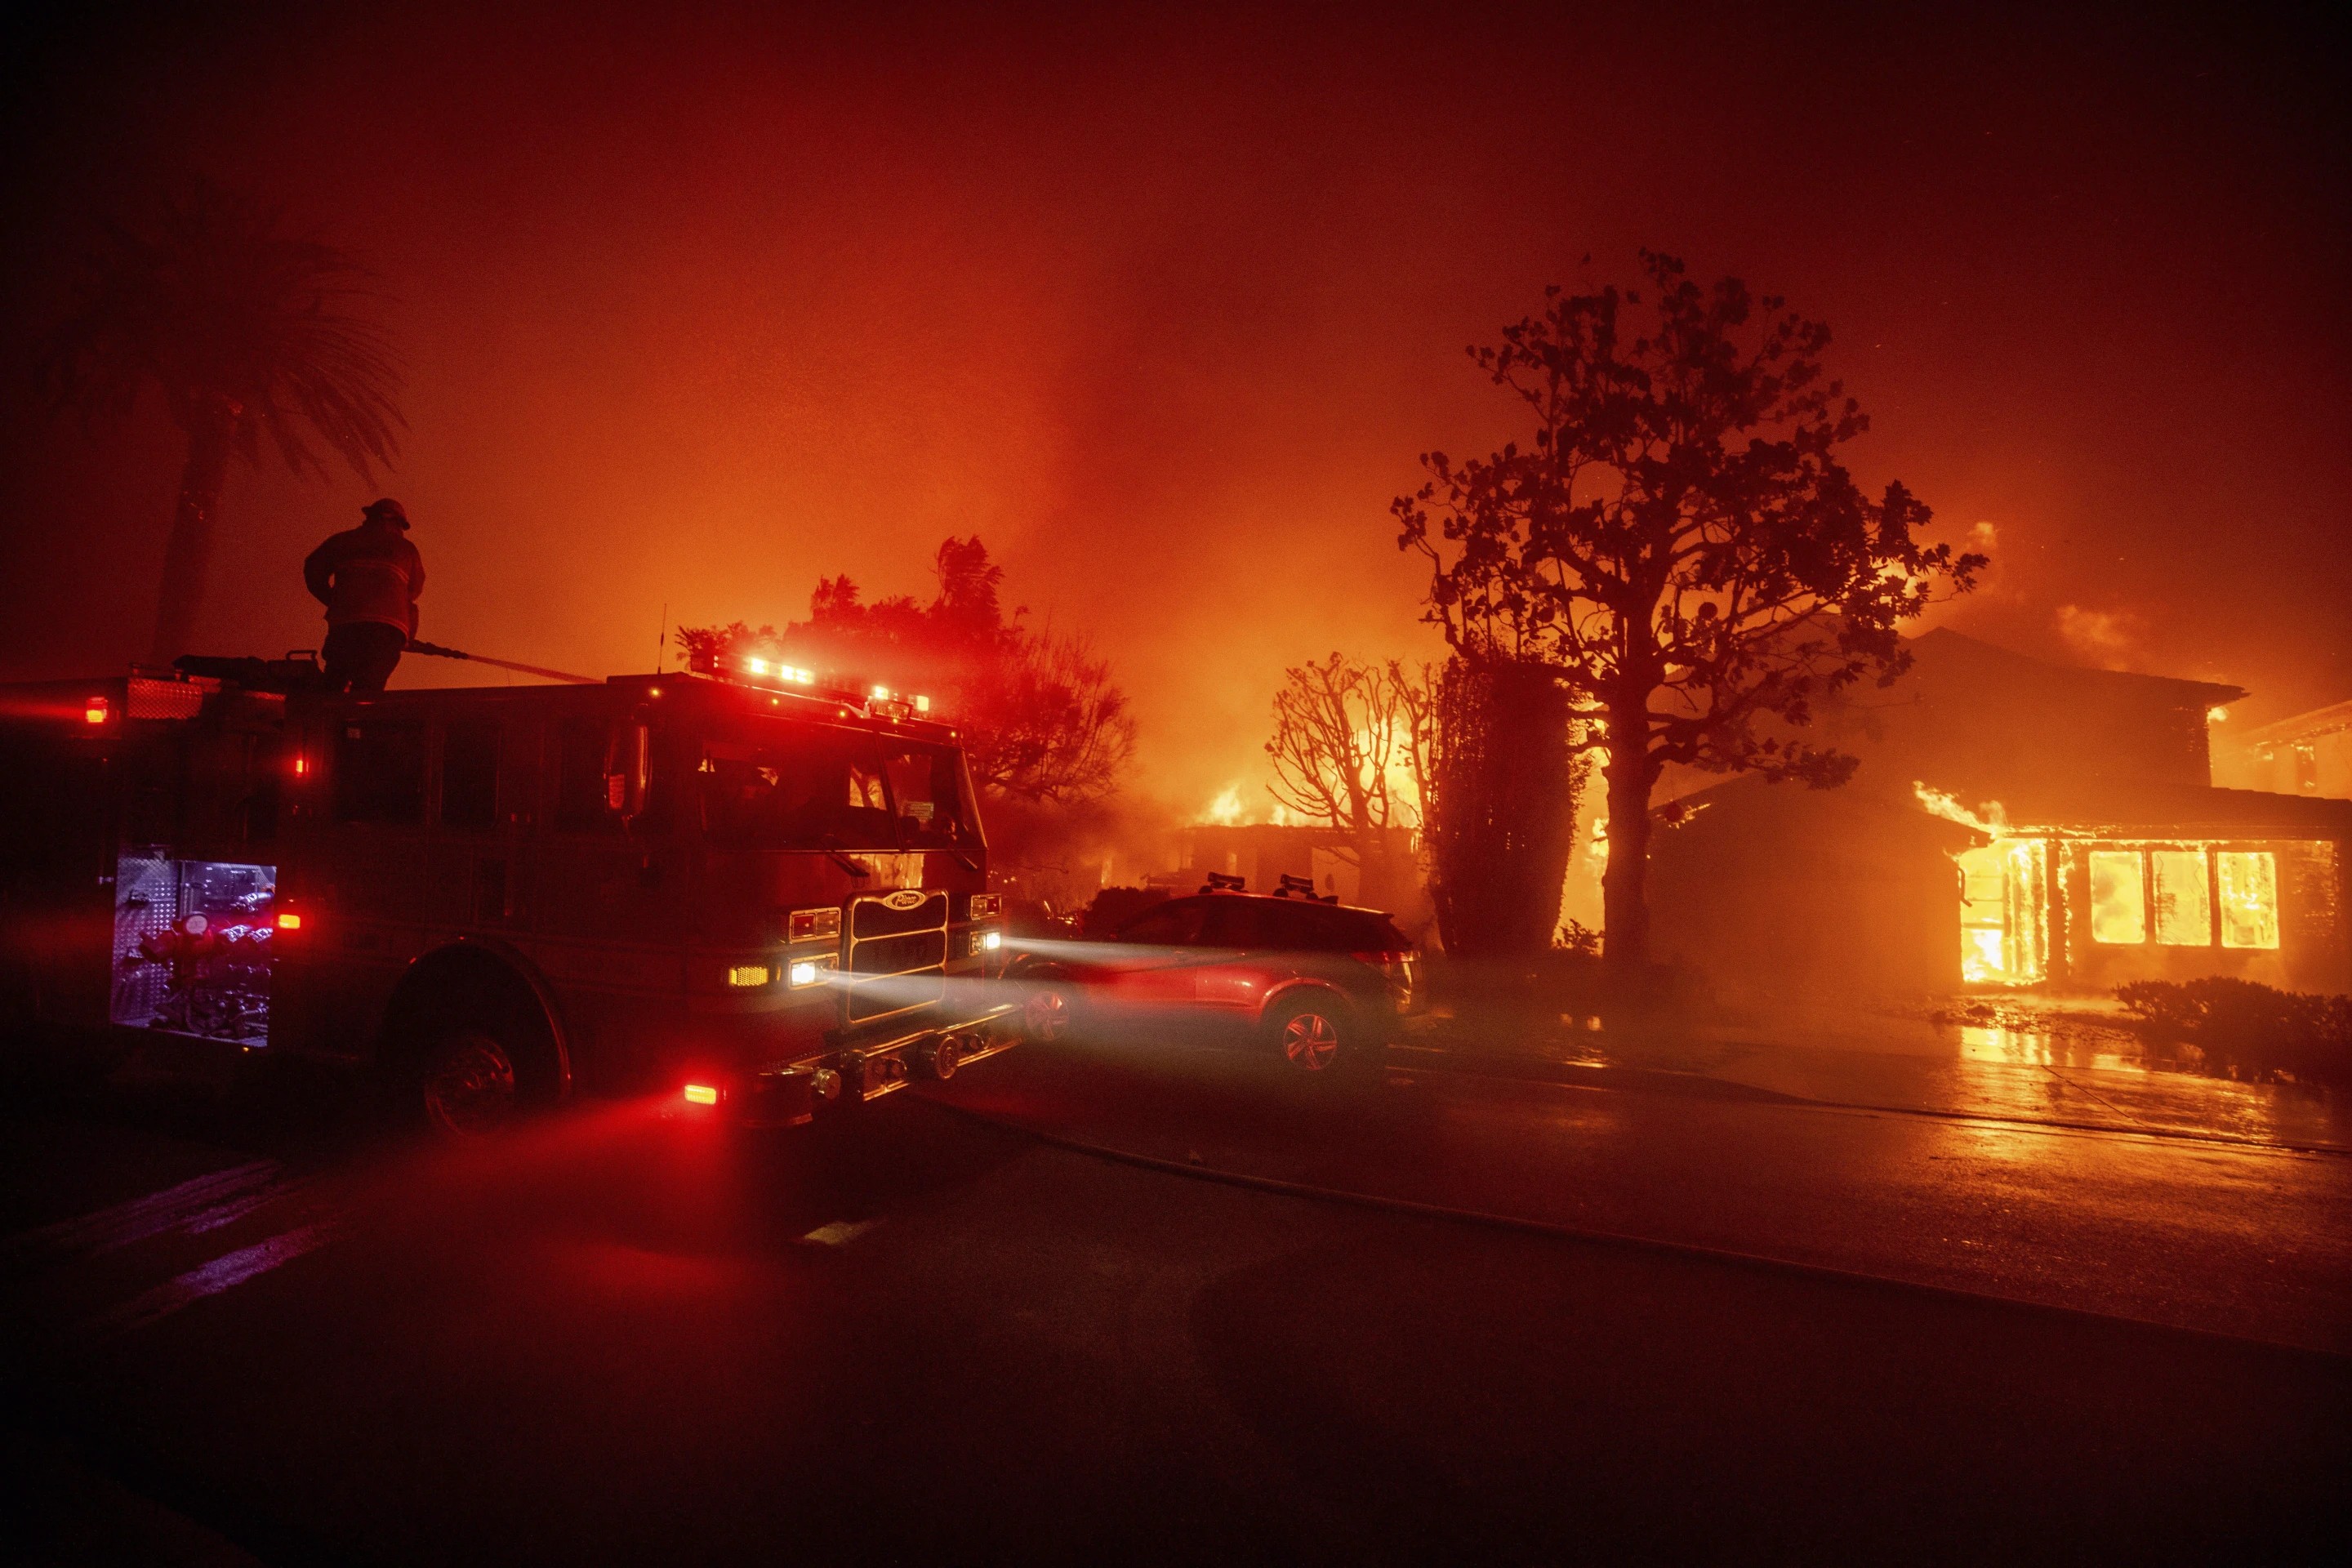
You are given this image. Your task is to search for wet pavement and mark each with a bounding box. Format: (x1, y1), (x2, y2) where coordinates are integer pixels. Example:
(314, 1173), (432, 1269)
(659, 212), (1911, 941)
(3, 1020), (2348, 1562)
(1400, 999), (2352, 1151)
(934, 1032), (2352, 1355)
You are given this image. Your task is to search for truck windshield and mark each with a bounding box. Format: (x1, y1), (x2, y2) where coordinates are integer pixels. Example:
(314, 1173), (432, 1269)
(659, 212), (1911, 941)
(698, 718), (972, 852)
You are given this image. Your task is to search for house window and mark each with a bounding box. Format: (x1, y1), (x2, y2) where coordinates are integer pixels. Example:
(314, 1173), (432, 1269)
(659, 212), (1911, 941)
(2149, 850), (2211, 946)
(2088, 851), (2146, 945)
(2216, 853), (2280, 949)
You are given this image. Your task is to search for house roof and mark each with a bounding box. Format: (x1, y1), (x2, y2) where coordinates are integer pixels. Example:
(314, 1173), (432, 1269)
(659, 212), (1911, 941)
(1905, 627), (2247, 708)
(1999, 781), (2352, 836)
(2233, 697), (2352, 749)
(1655, 772), (2352, 842)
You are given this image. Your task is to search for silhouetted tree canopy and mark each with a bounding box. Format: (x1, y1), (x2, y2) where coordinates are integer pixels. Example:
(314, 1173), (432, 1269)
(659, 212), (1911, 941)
(679, 537), (1135, 805)
(38, 176), (404, 660)
(1395, 252), (1982, 978)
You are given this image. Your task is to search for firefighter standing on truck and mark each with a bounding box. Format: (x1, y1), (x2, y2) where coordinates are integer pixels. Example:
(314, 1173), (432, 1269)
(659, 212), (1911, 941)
(305, 497), (424, 694)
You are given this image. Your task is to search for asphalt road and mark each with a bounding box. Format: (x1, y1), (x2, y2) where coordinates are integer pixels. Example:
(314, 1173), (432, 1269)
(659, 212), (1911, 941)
(3, 1036), (2347, 1564)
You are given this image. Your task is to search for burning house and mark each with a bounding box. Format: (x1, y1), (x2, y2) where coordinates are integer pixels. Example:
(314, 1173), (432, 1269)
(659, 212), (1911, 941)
(1646, 630), (2352, 999)
(2214, 697), (2352, 801)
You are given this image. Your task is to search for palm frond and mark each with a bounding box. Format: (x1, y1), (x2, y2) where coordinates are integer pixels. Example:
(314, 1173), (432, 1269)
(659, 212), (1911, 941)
(38, 176), (405, 480)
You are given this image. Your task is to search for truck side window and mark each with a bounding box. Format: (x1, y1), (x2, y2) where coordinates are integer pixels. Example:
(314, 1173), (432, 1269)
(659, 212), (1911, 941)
(332, 720), (426, 825)
(696, 719), (911, 851)
(442, 720), (500, 834)
(555, 718), (618, 834)
(881, 747), (969, 849)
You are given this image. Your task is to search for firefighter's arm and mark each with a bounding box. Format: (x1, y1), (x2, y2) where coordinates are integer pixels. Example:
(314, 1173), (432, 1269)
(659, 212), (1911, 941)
(302, 539), (336, 605)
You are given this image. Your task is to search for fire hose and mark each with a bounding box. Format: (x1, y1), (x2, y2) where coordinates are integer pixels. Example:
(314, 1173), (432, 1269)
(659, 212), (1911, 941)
(404, 639), (599, 685)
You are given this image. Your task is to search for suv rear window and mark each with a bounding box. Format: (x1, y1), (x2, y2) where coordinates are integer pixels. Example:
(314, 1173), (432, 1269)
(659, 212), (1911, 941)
(1116, 899), (1210, 947)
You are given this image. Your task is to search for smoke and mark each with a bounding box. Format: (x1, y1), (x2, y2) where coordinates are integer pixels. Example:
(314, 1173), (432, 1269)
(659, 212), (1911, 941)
(1, 0), (2347, 801)
(2053, 604), (2145, 670)
(1913, 782), (2011, 836)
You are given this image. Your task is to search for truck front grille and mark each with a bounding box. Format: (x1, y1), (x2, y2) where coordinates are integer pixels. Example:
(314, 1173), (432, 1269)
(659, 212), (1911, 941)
(845, 890), (949, 1021)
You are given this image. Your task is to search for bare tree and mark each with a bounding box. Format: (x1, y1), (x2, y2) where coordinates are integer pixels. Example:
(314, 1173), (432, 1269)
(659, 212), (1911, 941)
(1396, 252), (1981, 982)
(1263, 654), (1432, 906)
(39, 178), (403, 660)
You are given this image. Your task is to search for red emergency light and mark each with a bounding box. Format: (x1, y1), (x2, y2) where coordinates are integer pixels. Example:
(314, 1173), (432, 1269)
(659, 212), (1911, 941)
(83, 697), (109, 725)
(693, 647), (935, 720)
(740, 656), (816, 686)
(682, 1083), (719, 1106)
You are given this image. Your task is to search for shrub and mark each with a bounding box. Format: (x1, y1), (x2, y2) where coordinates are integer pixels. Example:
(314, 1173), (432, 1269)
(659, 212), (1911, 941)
(2114, 978), (2352, 1086)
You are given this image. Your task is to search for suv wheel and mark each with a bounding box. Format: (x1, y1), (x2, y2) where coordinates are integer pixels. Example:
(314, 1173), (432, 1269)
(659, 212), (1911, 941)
(1269, 995), (1353, 1074)
(1022, 981), (1078, 1044)
(419, 1027), (521, 1138)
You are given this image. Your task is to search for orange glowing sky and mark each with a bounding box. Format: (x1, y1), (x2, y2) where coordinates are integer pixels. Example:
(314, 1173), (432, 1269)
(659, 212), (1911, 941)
(2, 2), (2346, 813)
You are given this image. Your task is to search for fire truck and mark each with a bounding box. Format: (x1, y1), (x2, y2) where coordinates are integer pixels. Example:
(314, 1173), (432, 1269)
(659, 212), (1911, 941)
(0, 652), (1014, 1134)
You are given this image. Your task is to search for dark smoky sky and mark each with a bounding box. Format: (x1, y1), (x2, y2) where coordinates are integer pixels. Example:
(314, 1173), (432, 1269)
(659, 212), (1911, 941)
(2, 1), (2345, 811)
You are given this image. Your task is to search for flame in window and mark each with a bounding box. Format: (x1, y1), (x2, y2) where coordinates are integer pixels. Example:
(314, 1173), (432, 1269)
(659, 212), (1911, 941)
(2217, 852), (2279, 949)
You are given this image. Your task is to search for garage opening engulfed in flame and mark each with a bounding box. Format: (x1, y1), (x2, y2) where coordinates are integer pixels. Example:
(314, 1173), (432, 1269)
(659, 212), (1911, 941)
(1956, 838), (2049, 985)
(1921, 782), (2046, 987)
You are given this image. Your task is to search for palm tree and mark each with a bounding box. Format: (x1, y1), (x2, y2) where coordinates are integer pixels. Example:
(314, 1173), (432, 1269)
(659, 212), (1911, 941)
(40, 178), (404, 661)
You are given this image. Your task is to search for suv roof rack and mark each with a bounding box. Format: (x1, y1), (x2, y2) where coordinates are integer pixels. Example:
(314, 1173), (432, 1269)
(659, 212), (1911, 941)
(1274, 873), (1336, 903)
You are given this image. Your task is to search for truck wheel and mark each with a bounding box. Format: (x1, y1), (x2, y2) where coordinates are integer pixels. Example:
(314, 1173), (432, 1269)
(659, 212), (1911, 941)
(418, 1027), (522, 1138)
(1267, 994), (1357, 1075)
(1022, 982), (1078, 1044)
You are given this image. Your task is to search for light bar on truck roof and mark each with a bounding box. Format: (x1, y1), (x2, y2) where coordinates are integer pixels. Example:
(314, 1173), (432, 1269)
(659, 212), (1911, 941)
(697, 649), (935, 720)
(741, 657), (817, 685)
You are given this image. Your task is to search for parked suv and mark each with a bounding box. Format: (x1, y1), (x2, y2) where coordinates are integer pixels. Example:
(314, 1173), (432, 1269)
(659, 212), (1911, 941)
(1013, 892), (1422, 1073)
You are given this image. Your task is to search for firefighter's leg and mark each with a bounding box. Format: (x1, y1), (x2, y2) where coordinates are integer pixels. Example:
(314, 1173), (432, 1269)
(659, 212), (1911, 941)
(332, 624), (407, 695)
(320, 625), (358, 693)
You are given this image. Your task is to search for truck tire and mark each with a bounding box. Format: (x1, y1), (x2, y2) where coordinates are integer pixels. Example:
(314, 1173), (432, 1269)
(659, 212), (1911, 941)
(384, 947), (568, 1139)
